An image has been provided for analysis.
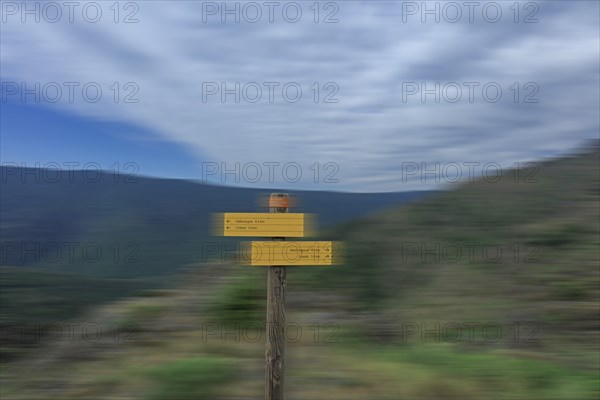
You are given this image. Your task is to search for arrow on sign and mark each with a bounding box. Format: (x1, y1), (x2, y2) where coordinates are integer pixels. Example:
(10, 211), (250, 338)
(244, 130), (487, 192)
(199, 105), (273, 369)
(213, 213), (314, 237)
(239, 241), (340, 266)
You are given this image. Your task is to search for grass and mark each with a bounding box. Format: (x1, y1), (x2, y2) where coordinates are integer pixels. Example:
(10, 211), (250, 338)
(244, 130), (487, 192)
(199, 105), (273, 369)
(209, 271), (266, 325)
(141, 356), (235, 400)
(1, 145), (598, 399)
(334, 343), (599, 400)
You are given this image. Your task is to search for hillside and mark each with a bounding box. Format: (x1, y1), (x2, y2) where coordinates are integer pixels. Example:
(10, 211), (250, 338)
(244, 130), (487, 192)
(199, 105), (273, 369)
(0, 168), (431, 277)
(0, 144), (598, 399)
(298, 143), (600, 360)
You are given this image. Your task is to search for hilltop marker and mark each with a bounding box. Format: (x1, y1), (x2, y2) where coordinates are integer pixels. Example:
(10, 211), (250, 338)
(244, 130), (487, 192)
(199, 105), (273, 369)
(219, 212), (307, 237)
(265, 193), (288, 400)
(245, 241), (336, 266)
(214, 193), (339, 400)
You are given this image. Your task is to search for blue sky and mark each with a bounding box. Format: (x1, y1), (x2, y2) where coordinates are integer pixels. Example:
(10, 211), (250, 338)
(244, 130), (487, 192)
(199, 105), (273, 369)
(1, 1), (599, 192)
(1, 100), (203, 179)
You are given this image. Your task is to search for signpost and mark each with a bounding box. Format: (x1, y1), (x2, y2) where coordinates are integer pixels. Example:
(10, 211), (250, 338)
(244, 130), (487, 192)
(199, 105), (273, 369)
(265, 193), (287, 400)
(219, 212), (308, 237)
(214, 193), (338, 400)
(245, 241), (335, 266)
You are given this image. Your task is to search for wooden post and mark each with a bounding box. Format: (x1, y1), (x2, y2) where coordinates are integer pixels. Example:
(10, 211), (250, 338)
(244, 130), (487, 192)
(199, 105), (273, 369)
(266, 193), (288, 400)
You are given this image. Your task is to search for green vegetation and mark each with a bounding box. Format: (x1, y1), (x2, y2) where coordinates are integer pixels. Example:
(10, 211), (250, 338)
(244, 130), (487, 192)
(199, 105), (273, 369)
(0, 267), (148, 322)
(209, 270), (266, 325)
(300, 147), (599, 334)
(334, 342), (599, 400)
(0, 145), (598, 399)
(0, 167), (427, 278)
(141, 357), (235, 400)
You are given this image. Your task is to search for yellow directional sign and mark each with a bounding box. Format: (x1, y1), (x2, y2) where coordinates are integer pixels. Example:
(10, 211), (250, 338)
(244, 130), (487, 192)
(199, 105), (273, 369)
(241, 241), (339, 266)
(214, 213), (313, 237)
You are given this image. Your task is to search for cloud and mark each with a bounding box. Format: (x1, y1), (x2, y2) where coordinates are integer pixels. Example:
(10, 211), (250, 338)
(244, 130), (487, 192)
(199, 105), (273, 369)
(1, 1), (598, 192)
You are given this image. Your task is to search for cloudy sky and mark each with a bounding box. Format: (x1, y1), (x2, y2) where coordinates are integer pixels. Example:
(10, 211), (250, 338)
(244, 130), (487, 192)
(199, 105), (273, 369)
(1, 0), (598, 192)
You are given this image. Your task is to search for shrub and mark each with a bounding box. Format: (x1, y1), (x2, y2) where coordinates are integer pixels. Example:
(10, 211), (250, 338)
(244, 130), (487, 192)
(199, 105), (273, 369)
(143, 356), (234, 400)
